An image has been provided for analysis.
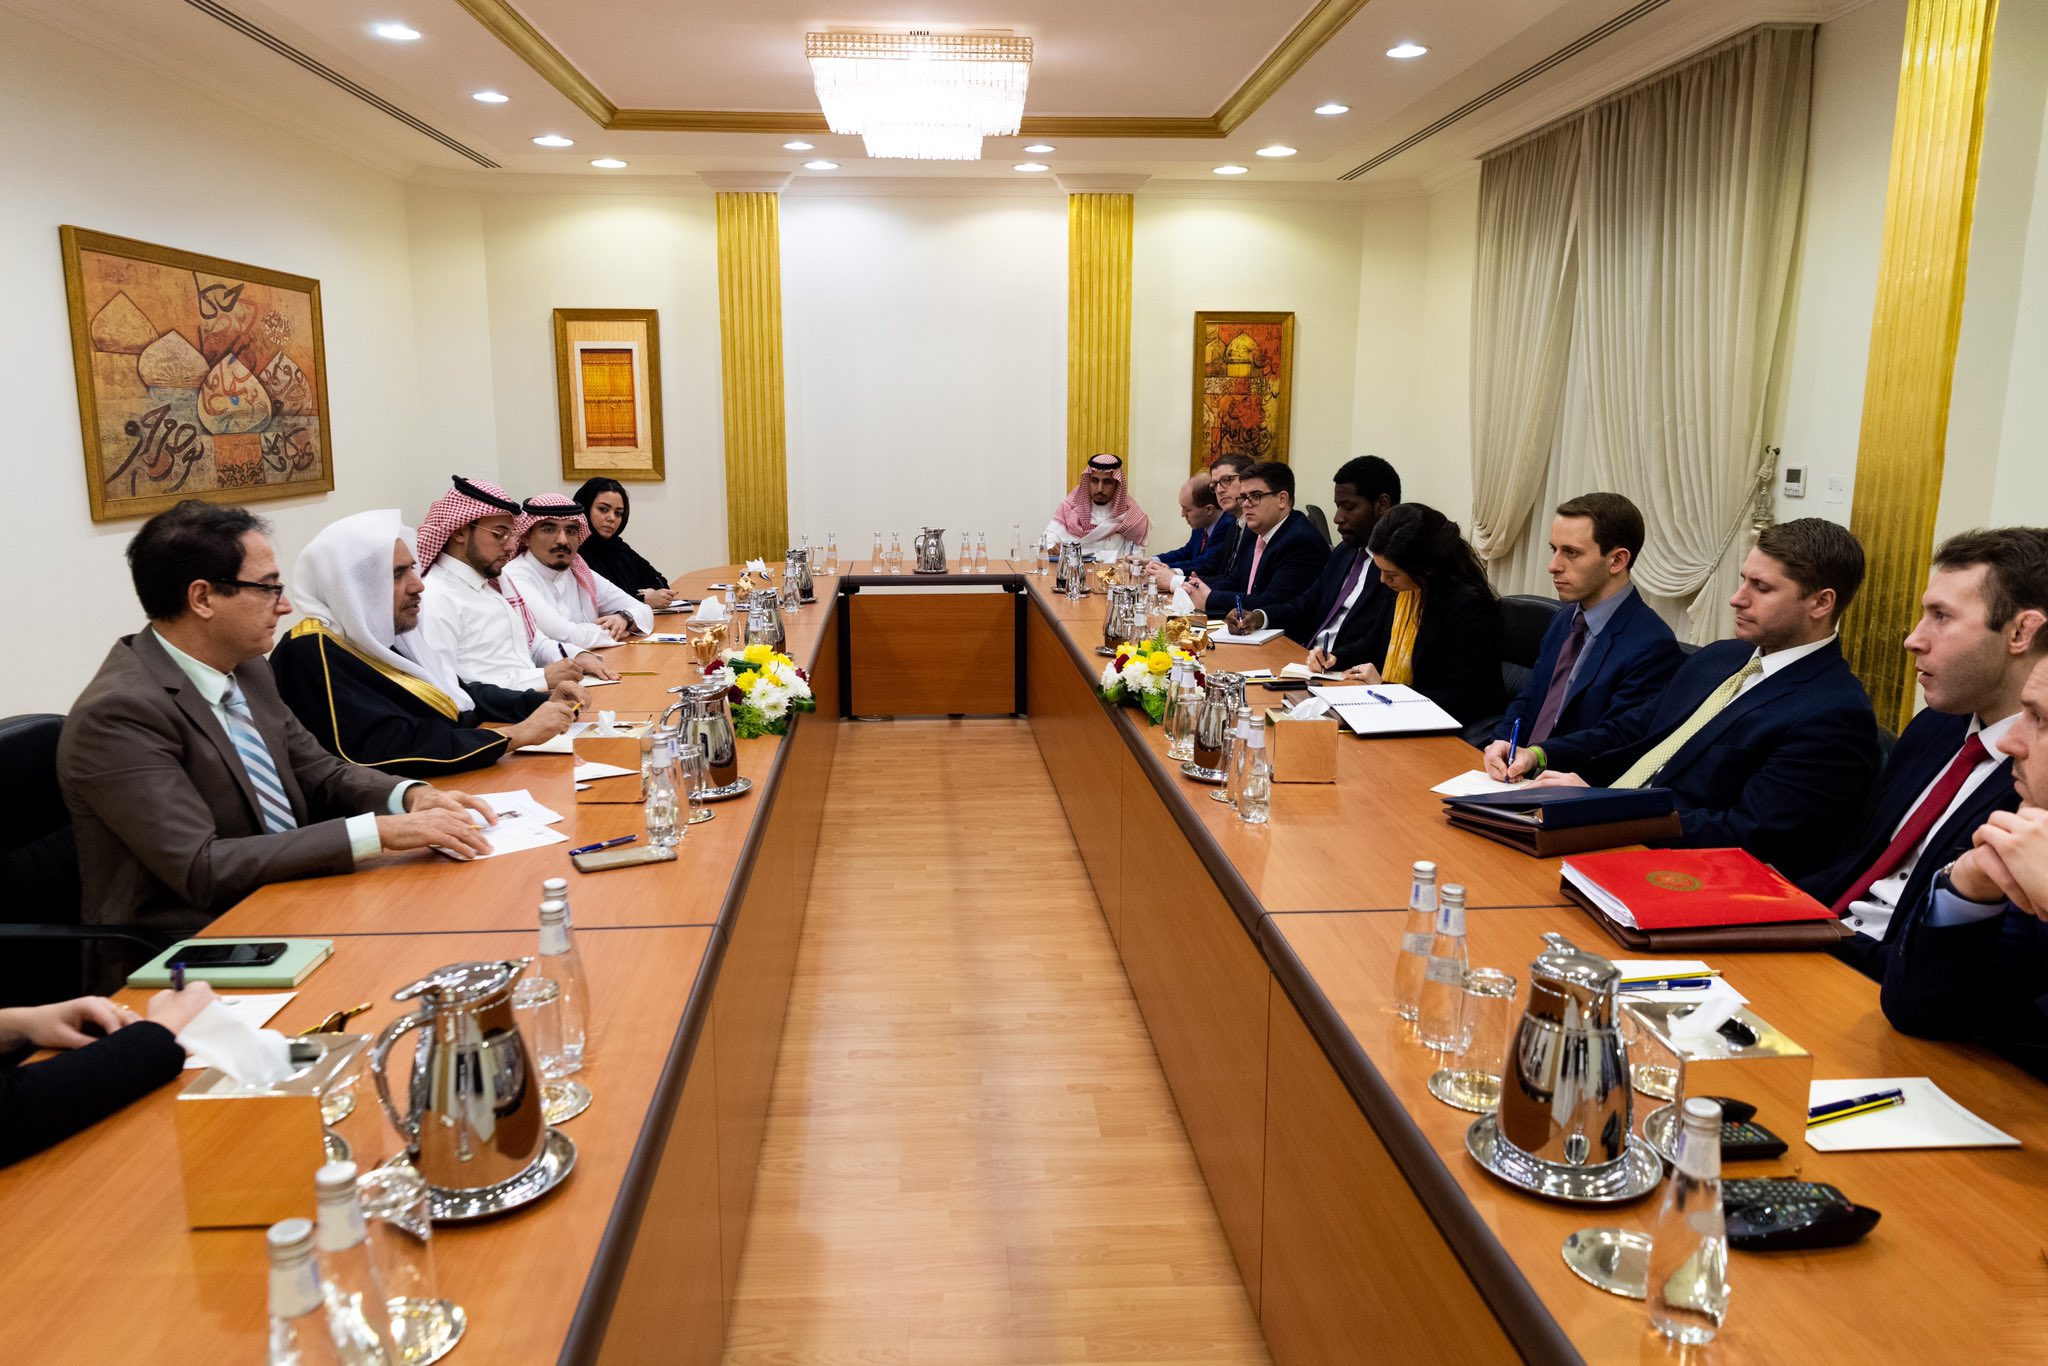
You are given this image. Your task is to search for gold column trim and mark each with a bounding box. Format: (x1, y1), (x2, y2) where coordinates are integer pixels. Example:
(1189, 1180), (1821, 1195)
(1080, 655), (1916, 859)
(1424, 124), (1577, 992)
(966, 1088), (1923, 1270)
(451, 0), (1372, 140)
(714, 192), (790, 564)
(1845, 0), (1999, 729)
(1066, 193), (1135, 487)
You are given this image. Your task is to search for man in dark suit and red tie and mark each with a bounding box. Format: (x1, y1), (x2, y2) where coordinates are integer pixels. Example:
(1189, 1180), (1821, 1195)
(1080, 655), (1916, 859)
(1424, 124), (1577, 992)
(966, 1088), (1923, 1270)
(1483, 492), (1681, 781)
(1808, 528), (2048, 977)
(1183, 460), (1329, 618)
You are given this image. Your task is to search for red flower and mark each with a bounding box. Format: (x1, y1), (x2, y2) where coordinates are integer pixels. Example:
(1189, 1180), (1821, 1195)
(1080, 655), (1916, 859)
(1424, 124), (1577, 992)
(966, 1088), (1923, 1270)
(726, 685), (744, 703)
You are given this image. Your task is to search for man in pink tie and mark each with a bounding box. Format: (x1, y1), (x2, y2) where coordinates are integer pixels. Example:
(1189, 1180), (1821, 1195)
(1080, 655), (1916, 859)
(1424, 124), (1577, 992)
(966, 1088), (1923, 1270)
(1803, 527), (2048, 978)
(1184, 461), (1329, 617)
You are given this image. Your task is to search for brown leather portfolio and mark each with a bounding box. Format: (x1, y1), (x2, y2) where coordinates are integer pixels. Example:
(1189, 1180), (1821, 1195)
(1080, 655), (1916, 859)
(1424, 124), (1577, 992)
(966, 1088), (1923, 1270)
(1446, 810), (1682, 857)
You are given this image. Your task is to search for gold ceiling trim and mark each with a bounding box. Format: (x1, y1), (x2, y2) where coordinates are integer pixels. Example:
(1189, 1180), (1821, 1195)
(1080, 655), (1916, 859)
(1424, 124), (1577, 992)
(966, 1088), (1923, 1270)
(455, 0), (1373, 140)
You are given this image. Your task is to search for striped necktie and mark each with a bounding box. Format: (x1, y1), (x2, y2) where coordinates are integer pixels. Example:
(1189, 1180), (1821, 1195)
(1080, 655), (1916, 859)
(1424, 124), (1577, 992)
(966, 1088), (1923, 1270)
(220, 677), (299, 834)
(1613, 657), (1764, 790)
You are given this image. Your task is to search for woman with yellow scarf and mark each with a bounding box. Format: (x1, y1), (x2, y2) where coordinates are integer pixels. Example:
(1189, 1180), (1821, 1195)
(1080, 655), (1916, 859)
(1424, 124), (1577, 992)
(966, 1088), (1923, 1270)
(1335, 503), (1505, 725)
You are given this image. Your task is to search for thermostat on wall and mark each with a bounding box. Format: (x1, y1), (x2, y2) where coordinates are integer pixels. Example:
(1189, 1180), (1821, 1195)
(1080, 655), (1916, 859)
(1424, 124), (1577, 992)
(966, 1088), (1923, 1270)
(1781, 465), (1807, 499)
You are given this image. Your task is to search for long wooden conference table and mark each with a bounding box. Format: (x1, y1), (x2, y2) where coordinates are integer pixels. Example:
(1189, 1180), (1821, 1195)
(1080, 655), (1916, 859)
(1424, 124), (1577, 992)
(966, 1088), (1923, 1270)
(5, 561), (2045, 1364)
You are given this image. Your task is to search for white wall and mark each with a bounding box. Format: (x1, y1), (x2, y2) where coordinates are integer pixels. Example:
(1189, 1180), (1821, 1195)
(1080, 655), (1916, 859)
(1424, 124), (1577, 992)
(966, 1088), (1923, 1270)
(1413, 176), (1482, 522)
(779, 194), (1066, 556)
(4, 7), (429, 717)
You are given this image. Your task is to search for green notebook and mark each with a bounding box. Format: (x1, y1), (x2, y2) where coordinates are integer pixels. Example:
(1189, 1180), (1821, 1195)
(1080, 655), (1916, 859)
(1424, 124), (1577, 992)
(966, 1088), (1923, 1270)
(126, 938), (334, 989)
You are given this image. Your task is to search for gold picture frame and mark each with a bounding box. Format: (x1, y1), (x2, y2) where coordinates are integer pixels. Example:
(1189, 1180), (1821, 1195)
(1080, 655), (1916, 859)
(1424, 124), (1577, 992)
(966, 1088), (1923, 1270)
(1190, 310), (1294, 472)
(553, 308), (665, 482)
(61, 226), (335, 522)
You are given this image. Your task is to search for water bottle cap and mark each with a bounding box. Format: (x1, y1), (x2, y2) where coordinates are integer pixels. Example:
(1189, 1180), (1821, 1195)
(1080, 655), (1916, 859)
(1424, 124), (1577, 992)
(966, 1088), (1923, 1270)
(1412, 860), (1437, 879)
(1682, 1096), (1724, 1127)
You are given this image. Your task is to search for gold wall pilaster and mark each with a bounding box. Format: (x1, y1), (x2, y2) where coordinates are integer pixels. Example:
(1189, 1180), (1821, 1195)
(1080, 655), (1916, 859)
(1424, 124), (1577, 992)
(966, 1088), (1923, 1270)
(714, 191), (790, 563)
(1066, 193), (1134, 485)
(1845, 0), (1999, 728)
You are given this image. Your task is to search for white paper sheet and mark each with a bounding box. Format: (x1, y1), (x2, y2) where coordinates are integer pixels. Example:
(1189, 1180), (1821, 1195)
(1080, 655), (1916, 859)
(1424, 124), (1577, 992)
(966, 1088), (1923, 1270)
(1430, 769), (1523, 797)
(1804, 1077), (2020, 1151)
(181, 993), (295, 1068)
(1210, 626), (1285, 646)
(518, 720), (592, 755)
(574, 760), (637, 781)
(441, 818), (569, 861)
(1311, 683), (1460, 736)
(472, 790), (565, 825)
(580, 675), (623, 687)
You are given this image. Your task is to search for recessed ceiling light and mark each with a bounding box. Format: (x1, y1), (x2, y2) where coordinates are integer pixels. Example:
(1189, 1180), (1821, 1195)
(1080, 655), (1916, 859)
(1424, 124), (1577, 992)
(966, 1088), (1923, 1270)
(370, 23), (420, 41)
(590, 158), (628, 169)
(1213, 164), (1249, 176)
(1256, 145), (1297, 158)
(1023, 143), (1055, 154)
(532, 134), (574, 147)
(1013, 162), (1049, 173)
(783, 140), (815, 151)
(804, 159), (839, 171)
(471, 90), (509, 104)
(1387, 43), (1429, 60)
(1314, 102), (1350, 116)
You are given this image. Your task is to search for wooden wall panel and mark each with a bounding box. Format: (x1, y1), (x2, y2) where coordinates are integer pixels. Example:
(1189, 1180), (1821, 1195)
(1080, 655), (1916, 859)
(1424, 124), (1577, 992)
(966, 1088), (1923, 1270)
(1260, 994), (1517, 1366)
(1025, 606), (1122, 937)
(849, 591), (1016, 715)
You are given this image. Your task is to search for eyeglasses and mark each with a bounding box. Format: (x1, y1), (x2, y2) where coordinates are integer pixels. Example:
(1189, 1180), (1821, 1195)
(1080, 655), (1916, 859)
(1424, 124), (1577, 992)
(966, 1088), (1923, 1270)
(1239, 488), (1277, 505)
(215, 578), (287, 602)
(1211, 473), (1241, 486)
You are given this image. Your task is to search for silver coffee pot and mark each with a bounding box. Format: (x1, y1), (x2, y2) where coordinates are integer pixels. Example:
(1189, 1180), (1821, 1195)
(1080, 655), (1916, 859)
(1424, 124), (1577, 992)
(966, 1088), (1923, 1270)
(913, 527), (949, 574)
(665, 679), (741, 790)
(1104, 584), (1145, 653)
(745, 588), (784, 650)
(1054, 540), (1087, 595)
(1187, 670), (1245, 779)
(1498, 934), (1632, 1169)
(370, 959), (547, 1193)
(784, 546), (815, 603)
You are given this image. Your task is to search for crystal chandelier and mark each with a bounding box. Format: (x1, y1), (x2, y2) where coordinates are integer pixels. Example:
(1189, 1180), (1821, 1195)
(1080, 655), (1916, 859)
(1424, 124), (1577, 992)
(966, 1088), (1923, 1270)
(806, 30), (1033, 161)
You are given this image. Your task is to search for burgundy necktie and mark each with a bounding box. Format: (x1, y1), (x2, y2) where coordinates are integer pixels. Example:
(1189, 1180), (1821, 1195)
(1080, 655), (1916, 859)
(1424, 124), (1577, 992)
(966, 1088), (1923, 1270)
(1830, 734), (1989, 916)
(1528, 610), (1589, 744)
(1312, 549), (1368, 640)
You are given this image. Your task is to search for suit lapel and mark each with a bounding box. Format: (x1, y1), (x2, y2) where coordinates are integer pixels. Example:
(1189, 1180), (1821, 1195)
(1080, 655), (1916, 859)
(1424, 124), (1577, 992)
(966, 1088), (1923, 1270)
(1677, 641), (1837, 756)
(136, 629), (269, 825)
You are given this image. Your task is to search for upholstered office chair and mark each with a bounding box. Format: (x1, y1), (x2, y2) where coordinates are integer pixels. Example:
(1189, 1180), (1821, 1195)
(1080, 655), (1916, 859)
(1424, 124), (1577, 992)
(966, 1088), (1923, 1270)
(0, 713), (167, 1004)
(1460, 594), (1564, 747)
(1302, 504), (1332, 546)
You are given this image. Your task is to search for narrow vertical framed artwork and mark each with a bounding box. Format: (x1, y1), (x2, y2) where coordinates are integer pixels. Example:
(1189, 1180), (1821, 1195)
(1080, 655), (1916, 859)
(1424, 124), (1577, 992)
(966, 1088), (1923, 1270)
(1190, 310), (1294, 472)
(553, 308), (665, 482)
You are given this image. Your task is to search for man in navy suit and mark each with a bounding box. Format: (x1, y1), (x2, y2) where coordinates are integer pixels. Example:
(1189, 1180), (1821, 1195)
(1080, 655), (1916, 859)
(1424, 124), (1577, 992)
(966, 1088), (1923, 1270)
(1533, 519), (1879, 879)
(1225, 455), (1402, 667)
(1483, 492), (1680, 781)
(1883, 644), (2048, 1079)
(1807, 528), (2048, 978)
(1185, 460), (1330, 618)
(1151, 473), (1235, 574)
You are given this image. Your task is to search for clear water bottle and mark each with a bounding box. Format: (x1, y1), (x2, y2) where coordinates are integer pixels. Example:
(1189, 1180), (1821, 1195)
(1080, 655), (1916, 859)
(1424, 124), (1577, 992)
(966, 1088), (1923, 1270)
(1391, 861), (1438, 1022)
(1647, 1097), (1731, 1344)
(1415, 883), (1469, 1051)
(975, 531), (989, 573)
(1038, 532), (1053, 577)
(870, 531), (884, 573)
(1164, 664), (1198, 762)
(539, 896), (589, 1070)
(889, 531), (904, 573)
(1223, 704), (1254, 809)
(825, 531), (839, 575)
(1237, 716), (1271, 825)
(313, 1163), (399, 1365)
(269, 1217), (354, 1366)
(1010, 523), (1022, 564)
(643, 727), (681, 850)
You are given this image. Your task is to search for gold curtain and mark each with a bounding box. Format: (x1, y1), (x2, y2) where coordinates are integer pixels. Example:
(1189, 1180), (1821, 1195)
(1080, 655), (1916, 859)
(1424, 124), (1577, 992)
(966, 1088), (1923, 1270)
(715, 191), (790, 563)
(1066, 193), (1134, 486)
(1845, 0), (2000, 729)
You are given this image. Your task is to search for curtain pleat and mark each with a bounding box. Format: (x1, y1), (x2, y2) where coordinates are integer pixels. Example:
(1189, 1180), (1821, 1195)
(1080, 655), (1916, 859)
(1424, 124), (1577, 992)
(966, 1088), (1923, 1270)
(716, 191), (791, 564)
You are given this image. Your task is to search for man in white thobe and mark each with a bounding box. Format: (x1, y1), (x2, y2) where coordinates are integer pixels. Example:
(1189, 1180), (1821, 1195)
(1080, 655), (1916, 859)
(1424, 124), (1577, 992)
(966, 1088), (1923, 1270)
(1043, 453), (1153, 562)
(503, 493), (654, 651)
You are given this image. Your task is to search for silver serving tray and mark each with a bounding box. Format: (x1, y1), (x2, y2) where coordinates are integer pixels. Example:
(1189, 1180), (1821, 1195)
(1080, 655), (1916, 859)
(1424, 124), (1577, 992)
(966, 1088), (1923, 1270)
(1561, 1227), (1651, 1299)
(1466, 1113), (1663, 1204)
(386, 1127), (577, 1223)
(696, 775), (753, 803)
(392, 1297), (467, 1366)
(1633, 1061), (1678, 1100)
(323, 1129), (351, 1164)
(1180, 761), (1228, 785)
(1641, 1102), (1680, 1163)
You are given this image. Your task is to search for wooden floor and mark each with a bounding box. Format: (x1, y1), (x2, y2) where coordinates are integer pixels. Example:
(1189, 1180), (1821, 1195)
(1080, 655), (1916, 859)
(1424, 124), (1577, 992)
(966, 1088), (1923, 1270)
(722, 719), (1272, 1365)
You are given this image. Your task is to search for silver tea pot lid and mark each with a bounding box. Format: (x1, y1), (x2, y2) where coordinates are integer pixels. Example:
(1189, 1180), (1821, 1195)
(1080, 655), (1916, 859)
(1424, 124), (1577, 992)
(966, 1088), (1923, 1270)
(1528, 933), (1621, 1024)
(392, 958), (530, 1008)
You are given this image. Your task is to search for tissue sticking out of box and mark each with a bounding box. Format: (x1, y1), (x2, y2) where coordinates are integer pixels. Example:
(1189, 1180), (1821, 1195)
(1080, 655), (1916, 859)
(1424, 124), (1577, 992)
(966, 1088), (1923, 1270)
(693, 596), (728, 624)
(177, 1001), (294, 1088)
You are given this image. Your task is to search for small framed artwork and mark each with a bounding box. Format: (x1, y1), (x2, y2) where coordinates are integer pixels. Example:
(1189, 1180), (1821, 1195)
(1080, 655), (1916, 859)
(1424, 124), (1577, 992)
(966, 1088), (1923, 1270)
(61, 226), (335, 522)
(553, 308), (665, 482)
(1190, 310), (1294, 472)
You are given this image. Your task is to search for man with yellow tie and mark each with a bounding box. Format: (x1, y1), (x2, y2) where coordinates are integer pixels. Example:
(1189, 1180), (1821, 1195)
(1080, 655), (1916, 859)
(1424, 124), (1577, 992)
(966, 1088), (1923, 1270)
(1531, 519), (1881, 879)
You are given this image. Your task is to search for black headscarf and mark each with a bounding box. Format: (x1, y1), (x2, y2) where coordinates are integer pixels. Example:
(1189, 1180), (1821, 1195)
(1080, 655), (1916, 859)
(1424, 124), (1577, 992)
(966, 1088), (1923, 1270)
(571, 477), (670, 596)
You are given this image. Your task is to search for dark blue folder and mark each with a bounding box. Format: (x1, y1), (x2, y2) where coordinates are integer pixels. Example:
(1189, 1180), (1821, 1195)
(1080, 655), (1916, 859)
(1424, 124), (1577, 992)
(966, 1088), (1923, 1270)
(1442, 786), (1676, 830)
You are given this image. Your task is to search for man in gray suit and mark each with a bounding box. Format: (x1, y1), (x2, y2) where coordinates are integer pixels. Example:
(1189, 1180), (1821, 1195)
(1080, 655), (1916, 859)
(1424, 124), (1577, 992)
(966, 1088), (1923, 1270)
(59, 501), (493, 961)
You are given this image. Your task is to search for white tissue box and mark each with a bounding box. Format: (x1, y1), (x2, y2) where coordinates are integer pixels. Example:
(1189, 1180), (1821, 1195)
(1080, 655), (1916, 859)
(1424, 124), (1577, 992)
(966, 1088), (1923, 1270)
(1623, 1002), (1813, 1171)
(174, 1034), (366, 1228)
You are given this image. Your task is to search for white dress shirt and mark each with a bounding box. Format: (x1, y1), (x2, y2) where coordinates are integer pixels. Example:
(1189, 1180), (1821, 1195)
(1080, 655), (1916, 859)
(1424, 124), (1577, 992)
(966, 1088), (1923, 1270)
(1736, 632), (1837, 697)
(1044, 503), (1140, 561)
(504, 553), (654, 649)
(417, 553), (569, 692)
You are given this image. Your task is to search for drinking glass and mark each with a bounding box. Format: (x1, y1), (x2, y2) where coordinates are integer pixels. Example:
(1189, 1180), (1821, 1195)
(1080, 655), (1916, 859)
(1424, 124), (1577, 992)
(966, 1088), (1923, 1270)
(512, 977), (591, 1124)
(676, 740), (711, 826)
(355, 1166), (465, 1365)
(1427, 967), (1518, 1113)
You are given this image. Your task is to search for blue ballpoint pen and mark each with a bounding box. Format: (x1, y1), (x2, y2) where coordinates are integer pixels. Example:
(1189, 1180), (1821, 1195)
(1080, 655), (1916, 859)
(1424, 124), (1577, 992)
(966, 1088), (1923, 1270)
(1505, 718), (1521, 776)
(1366, 689), (1394, 705)
(1616, 977), (1715, 992)
(569, 834), (638, 856)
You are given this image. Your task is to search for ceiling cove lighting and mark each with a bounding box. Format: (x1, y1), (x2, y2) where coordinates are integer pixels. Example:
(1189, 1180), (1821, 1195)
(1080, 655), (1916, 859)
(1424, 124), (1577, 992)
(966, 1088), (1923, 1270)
(806, 29), (1032, 160)
(1314, 102), (1350, 116)
(1013, 162), (1049, 172)
(590, 158), (627, 169)
(1256, 145), (1297, 157)
(370, 23), (420, 42)
(532, 134), (574, 147)
(803, 159), (839, 170)
(471, 90), (509, 103)
(1387, 43), (1429, 59)
(1213, 164), (1249, 176)
(783, 140), (815, 151)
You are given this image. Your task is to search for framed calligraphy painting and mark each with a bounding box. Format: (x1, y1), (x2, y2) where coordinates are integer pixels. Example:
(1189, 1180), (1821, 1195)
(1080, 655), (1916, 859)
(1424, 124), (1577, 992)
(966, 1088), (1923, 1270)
(61, 227), (333, 522)
(553, 308), (665, 482)
(1190, 310), (1294, 472)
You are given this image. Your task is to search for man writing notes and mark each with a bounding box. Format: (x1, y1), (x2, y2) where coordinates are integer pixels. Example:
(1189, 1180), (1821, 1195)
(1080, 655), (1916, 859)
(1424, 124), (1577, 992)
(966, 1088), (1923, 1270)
(504, 494), (654, 648)
(1224, 455), (1402, 669)
(271, 510), (578, 777)
(59, 502), (492, 961)
(1808, 529), (2047, 977)
(1045, 453), (1152, 561)
(1483, 493), (1680, 781)
(1185, 461), (1329, 617)
(1884, 640), (2048, 1078)
(1532, 519), (1879, 879)
(414, 476), (617, 692)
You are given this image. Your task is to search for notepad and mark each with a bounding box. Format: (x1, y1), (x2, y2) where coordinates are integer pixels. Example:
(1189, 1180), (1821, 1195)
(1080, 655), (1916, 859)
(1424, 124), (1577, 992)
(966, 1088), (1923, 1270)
(1431, 769), (1523, 797)
(128, 940), (333, 989)
(1804, 1077), (2019, 1151)
(1211, 626), (1284, 645)
(1309, 683), (1461, 736)
(518, 720), (593, 755)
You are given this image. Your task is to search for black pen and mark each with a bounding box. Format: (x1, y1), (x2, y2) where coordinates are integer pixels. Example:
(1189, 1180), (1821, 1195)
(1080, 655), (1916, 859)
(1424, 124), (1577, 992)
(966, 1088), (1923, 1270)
(171, 960), (185, 992)
(568, 834), (637, 856)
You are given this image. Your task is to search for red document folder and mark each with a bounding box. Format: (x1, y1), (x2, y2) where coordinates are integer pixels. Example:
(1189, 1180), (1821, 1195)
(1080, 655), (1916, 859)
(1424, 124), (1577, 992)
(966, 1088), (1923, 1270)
(1560, 848), (1836, 929)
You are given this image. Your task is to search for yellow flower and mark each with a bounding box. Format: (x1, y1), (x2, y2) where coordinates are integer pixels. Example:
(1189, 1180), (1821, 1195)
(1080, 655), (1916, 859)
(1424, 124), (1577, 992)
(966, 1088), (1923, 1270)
(735, 670), (759, 693)
(1147, 651), (1172, 675)
(742, 642), (773, 665)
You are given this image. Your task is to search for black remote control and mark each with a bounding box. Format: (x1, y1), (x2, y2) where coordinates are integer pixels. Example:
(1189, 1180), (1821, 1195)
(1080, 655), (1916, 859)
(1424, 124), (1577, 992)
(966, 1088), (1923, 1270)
(1722, 1177), (1881, 1250)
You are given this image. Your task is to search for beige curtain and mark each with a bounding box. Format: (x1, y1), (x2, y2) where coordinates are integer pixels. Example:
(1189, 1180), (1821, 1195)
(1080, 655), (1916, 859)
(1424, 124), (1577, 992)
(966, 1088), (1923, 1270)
(1477, 27), (1815, 643)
